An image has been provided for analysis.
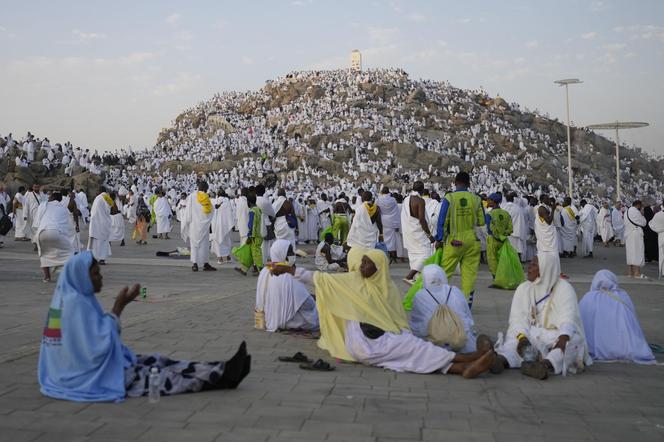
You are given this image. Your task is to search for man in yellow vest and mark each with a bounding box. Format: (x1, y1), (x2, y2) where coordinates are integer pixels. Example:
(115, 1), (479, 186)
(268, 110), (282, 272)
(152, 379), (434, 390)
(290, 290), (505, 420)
(434, 172), (485, 308)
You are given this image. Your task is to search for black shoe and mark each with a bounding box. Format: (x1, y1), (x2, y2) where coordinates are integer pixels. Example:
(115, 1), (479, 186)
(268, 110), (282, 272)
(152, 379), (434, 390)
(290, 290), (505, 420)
(192, 264), (199, 272)
(203, 263), (217, 271)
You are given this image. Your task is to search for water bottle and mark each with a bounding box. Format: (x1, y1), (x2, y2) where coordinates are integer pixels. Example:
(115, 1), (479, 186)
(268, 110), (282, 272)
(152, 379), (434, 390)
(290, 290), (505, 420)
(522, 343), (539, 362)
(148, 367), (160, 403)
(141, 287), (147, 300)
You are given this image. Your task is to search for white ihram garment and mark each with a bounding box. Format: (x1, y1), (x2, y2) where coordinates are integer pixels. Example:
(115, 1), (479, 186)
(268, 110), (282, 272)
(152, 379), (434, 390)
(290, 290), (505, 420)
(347, 203), (379, 249)
(596, 207), (614, 243)
(578, 204), (597, 256)
(87, 194), (113, 261)
(235, 196), (249, 244)
(181, 192), (213, 266)
(648, 211), (664, 277)
(611, 208), (624, 243)
(212, 197), (234, 258)
(401, 193), (432, 272)
(255, 240), (318, 332)
(36, 201), (75, 268)
(559, 206), (577, 253)
(345, 321), (455, 374)
(496, 253), (592, 375)
(534, 205), (559, 254)
(377, 194), (400, 252)
(624, 207), (646, 267)
(154, 197), (172, 234)
(504, 202), (527, 256)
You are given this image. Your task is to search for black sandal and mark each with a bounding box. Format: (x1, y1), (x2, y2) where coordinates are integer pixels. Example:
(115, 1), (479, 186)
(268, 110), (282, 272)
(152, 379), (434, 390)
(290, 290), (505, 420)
(278, 352), (311, 363)
(299, 359), (335, 371)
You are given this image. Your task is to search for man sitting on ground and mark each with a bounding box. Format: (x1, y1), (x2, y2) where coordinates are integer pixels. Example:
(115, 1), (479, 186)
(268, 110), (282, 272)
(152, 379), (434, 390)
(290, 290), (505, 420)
(315, 232), (347, 272)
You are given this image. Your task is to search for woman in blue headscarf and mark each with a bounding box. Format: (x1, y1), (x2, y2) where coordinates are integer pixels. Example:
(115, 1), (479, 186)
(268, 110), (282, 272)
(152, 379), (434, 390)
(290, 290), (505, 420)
(38, 251), (251, 402)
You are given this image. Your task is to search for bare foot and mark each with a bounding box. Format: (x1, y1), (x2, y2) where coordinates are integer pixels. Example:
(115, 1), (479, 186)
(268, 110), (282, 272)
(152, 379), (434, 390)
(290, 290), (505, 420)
(462, 351), (495, 379)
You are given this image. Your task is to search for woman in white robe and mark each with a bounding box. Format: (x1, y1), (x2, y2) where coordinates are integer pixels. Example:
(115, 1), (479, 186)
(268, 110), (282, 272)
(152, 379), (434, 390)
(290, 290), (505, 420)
(255, 240), (318, 332)
(579, 270), (655, 365)
(409, 265), (477, 354)
(495, 253), (592, 379)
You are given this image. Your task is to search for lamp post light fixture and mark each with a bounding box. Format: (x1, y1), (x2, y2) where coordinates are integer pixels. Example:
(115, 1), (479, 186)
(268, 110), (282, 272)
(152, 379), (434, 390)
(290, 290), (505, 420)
(554, 78), (583, 199)
(586, 121), (649, 202)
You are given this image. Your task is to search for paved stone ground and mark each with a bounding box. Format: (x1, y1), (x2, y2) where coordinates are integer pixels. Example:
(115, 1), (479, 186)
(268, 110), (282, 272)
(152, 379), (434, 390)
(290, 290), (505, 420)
(0, 225), (663, 442)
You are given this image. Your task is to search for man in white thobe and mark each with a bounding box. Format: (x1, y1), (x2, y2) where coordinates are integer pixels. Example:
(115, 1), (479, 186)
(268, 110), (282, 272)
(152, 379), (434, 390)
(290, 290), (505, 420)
(611, 202), (624, 246)
(181, 181), (215, 272)
(401, 181), (434, 282)
(347, 191), (382, 250)
(211, 192), (234, 264)
(235, 190), (249, 245)
(12, 187), (28, 240)
(87, 190), (113, 263)
(256, 185), (275, 264)
(377, 188), (401, 263)
(504, 194), (527, 261)
(559, 198), (578, 257)
(495, 253), (592, 379)
(624, 200), (647, 278)
(578, 200), (597, 258)
(154, 191), (173, 239)
(24, 184), (47, 247)
(596, 202), (614, 247)
(272, 189), (297, 249)
(648, 209), (664, 278)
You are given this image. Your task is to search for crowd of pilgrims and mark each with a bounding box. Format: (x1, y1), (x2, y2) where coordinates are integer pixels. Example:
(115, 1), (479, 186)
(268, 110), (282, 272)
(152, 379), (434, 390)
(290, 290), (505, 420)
(1, 166), (661, 402)
(1, 68), (663, 402)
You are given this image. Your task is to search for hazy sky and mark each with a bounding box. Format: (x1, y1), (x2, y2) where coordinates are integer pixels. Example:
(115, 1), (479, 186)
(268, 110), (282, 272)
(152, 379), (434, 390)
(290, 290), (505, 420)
(1, 0), (662, 154)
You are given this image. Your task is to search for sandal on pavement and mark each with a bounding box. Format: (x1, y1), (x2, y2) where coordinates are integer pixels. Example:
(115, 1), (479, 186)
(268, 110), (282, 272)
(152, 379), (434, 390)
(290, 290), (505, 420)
(278, 352), (312, 363)
(299, 359), (335, 371)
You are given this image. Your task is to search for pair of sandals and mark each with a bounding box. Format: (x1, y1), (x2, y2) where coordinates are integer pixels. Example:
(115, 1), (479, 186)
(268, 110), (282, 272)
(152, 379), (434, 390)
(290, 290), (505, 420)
(192, 263), (216, 272)
(278, 352), (335, 371)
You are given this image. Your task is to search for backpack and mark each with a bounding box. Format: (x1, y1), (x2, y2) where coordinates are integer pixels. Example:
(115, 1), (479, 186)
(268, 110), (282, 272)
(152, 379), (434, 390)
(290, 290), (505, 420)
(0, 205), (12, 236)
(426, 287), (467, 351)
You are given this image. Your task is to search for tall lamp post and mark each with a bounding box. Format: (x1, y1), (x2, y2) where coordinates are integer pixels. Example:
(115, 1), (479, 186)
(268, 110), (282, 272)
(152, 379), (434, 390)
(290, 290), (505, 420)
(586, 121), (649, 202)
(554, 78), (582, 199)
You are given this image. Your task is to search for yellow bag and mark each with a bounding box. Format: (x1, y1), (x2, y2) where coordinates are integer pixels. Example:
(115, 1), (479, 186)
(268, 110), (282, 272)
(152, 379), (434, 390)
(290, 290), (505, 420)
(254, 309), (266, 330)
(426, 288), (467, 351)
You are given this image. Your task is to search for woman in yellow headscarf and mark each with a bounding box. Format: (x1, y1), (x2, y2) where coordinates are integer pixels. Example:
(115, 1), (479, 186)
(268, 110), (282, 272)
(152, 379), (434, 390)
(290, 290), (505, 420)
(276, 247), (495, 377)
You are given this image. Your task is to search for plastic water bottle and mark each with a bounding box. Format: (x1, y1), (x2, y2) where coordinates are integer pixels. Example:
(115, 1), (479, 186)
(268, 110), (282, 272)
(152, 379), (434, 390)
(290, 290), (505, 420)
(522, 343), (539, 362)
(148, 367), (160, 403)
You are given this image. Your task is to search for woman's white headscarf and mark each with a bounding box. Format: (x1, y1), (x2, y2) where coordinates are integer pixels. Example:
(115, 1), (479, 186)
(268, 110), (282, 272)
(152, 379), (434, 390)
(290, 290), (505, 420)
(270, 239), (290, 263)
(422, 264), (448, 293)
(531, 252), (561, 300)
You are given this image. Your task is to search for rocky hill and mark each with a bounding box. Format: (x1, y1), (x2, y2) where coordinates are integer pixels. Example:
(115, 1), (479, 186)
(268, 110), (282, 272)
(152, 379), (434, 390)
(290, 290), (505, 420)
(2, 68), (662, 202)
(150, 68), (663, 201)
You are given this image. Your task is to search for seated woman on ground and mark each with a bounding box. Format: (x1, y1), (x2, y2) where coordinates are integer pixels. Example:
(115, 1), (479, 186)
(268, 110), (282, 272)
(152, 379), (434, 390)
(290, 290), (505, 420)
(255, 239), (319, 332)
(409, 264), (480, 354)
(38, 251), (250, 402)
(579, 269), (655, 365)
(494, 253), (592, 380)
(273, 248), (495, 378)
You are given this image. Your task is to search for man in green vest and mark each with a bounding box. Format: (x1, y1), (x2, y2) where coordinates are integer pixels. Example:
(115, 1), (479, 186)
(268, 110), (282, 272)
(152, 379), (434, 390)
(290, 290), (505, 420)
(434, 172), (485, 308)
